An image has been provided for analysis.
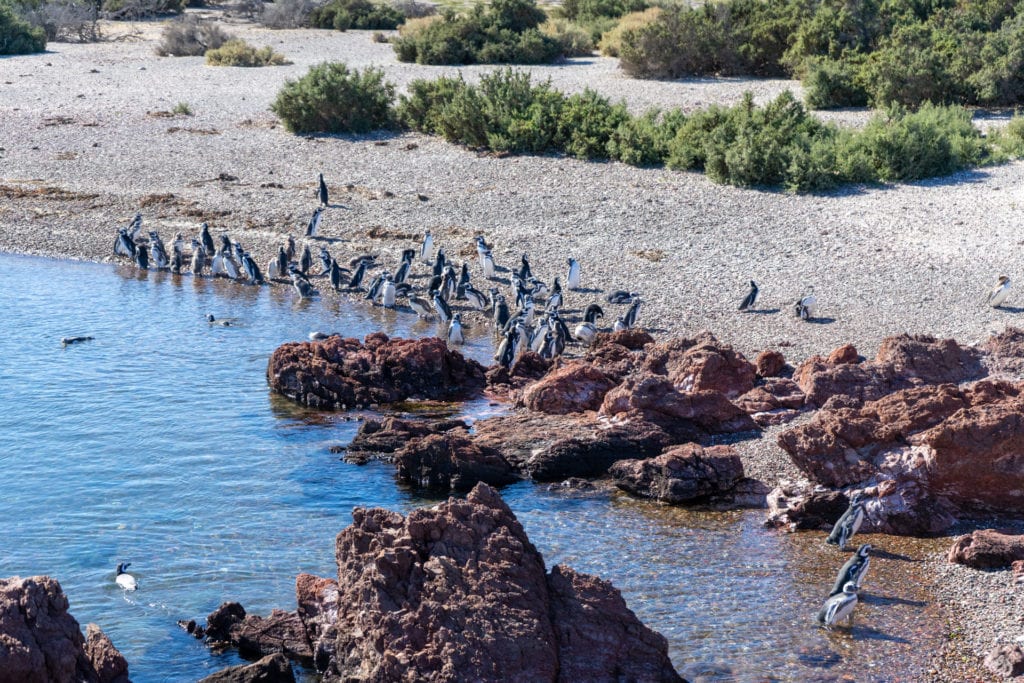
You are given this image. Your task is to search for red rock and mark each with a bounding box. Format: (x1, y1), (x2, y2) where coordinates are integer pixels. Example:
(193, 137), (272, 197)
(766, 485), (851, 531)
(343, 417), (469, 463)
(267, 334), (486, 410)
(755, 350), (786, 378)
(1012, 560), (1024, 586)
(199, 653), (295, 683)
(294, 574), (338, 666)
(0, 575), (129, 683)
(948, 530), (1024, 569)
(875, 333), (984, 384)
(205, 603), (312, 662)
(591, 329), (655, 352)
(735, 379), (805, 426)
(828, 344), (859, 364)
(983, 327), (1024, 376)
(394, 432), (516, 491)
(644, 332), (756, 398)
(983, 644), (1024, 678)
(610, 444), (744, 504)
(520, 361), (618, 414)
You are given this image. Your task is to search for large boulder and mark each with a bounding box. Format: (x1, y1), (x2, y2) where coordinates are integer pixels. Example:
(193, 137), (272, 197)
(0, 576), (129, 683)
(205, 603), (312, 663)
(734, 378), (805, 426)
(983, 327), (1024, 377)
(519, 361), (618, 414)
(394, 432), (517, 491)
(610, 444), (744, 504)
(294, 574), (338, 672)
(343, 417), (469, 463)
(644, 333), (756, 399)
(948, 530), (1024, 569)
(199, 653), (295, 683)
(267, 334), (486, 410)
(311, 483), (681, 682)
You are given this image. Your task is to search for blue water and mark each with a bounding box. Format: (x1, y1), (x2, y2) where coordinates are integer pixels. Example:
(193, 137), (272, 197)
(0, 253), (946, 682)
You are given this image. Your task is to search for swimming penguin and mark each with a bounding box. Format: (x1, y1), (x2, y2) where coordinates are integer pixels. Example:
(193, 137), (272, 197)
(114, 228), (136, 259)
(481, 249), (496, 279)
(190, 240), (206, 276)
(115, 562), (137, 591)
(126, 212), (143, 239)
(739, 280), (759, 311)
(421, 230), (434, 264)
(409, 296), (434, 319)
(348, 260), (367, 291)
(199, 222), (215, 257)
(206, 313), (234, 327)
(318, 172), (329, 207)
(170, 242), (183, 274)
(987, 275), (1011, 308)
(817, 582), (858, 629)
(447, 313), (465, 345)
(61, 336), (94, 346)
(829, 544), (872, 597)
(574, 303), (604, 345)
(432, 290), (452, 322)
(566, 258), (581, 290)
(623, 297), (642, 329)
(795, 287), (818, 320)
(606, 290), (639, 305)
(299, 245), (313, 276)
(827, 492), (866, 551)
(135, 243), (149, 270)
(306, 206), (323, 238)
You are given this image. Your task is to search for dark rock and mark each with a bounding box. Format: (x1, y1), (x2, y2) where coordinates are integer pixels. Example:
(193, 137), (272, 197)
(204, 603), (312, 662)
(610, 444), (744, 504)
(198, 653), (295, 683)
(267, 334), (486, 410)
(766, 484), (850, 531)
(545, 478), (598, 493)
(344, 417), (469, 464)
(520, 361), (618, 414)
(394, 432), (517, 491)
(948, 530), (1024, 569)
(755, 349), (786, 378)
(983, 644), (1024, 678)
(85, 624), (130, 683)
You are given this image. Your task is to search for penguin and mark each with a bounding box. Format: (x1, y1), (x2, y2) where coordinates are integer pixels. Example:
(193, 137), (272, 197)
(518, 254), (532, 280)
(409, 296), (433, 319)
(739, 280), (759, 311)
(493, 296), (510, 330)
(566, 258), (581, 290)
(318, 247), (332, 276)
(173, 232), (185, 254)
(495, 328), (517, 368)
(463, 284), (489, 311)
(530, 318), (550, 353)
(546, 277), (563, 311)
(306, 206), (323, 238)
(318, 172), (329, 207)
(549, 310), (572, 342)
(432, 290), (452, 322)
(475, 235), (489, 258)
(380, 275), (397, 308)
(987, 275), (1011, 308)
(441, 265), (458, 301)
(521, 296), (536, 327)
(394, 259), (411, 285)
(115, 563), (137, 591)
(606, 290), (639, 305)
(447, 313), (465, 345)
(269, 246), (288, 280)
(300, 245), (313, 275)
(348, 260), (367, 291)
(114, 228), (136, 258)
(135, 243), (149, 270)
(149, 232), (169, 269)
(285, 234), (296, 262)
(242, 252), (264, 285)
(329, 258), (346, 291)
(421, 230), (434, 264)
(232, 240), (245, 266)
(199, 222), (215, 257)
(795, 287), (818, 320)
(829, 544), (872, 597)
(190, 240), (206, 276)
(544, 329), (566, 359)
(432, 249), (446, 278)
(574, 303), (604, 345)
(61, 336), (94, 346)
(291, 271), (317, 299)
(309, 331), (332, 341)
(623, 297), (642, 329)
(529, 277), (549, 301)
(206, 313), (235, 327)
(817, 582), (858, 629)
(126, 212), (143, 239)
(365, 274), (385, 302)
(613, 316), (627, 332)
(170, 242), (183, 274)
(827, 493), (866, 551)
(481, 249), (496, 279)
(221, 250), (240, 280)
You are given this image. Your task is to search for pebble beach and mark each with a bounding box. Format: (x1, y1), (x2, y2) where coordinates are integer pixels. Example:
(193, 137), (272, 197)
(2, 15), (1022, 681)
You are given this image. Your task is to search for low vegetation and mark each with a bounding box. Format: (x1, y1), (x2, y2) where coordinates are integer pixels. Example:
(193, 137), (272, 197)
(392, 0), (561, 65)
(308, 0), (403, 30)
(205, 38), (289, 66)
(271, 62), (394, 134)
(0, 0), (46, 53)
(156, 15), (232, 56)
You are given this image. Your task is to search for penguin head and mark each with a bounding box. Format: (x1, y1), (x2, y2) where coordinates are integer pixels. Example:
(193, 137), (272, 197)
(857, 543), (872, 557)
(116, 562), (130, 574)
(842, 582), (857, 595)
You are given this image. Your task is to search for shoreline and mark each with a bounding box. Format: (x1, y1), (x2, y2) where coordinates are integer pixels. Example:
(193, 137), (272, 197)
(2, 18), (1022, 681)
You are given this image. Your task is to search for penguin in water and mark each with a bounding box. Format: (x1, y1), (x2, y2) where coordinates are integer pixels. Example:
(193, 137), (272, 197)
(739, 280), (759, 311)
(409, 295), (434, 319)
(827, 492), (866, 551)
(421, 230), (434, 265)
(447, 313), (465, 345)
(574, 304), (604, 345)
(794, 287), (818, 321)
(829, 544), (872, 597)
(206, 313), (235, 327)
(199, 222), (215, 257)
(191, 240), (206, 276)
(318, 172), (329, 207)
(380, 274), (397, 308)
(432, 290), (452, 322)
(135, 244), (149, 270)
(817, 582), (858, 629)
(566, 258), (581, 290)
(170, 242), (184, 274)
(290, 269), (318, 299)
(306, 206), (324, 238)
(115, 563), (137, 591)
(987, 275), (1011, 308)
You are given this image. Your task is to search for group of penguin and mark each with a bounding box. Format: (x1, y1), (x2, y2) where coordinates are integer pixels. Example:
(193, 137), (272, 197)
(738, 279), (819, 321)
(817, 492), (871, 629)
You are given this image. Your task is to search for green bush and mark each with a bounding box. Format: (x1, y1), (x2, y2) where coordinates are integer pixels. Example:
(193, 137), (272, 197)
(557, 89), (629, 159)
(309, 0), (403, 30)
(607, 108), (685, 165)
(392, 0), (562, 64)
(205, 39), (289, 66)
(598, 6), (659, 56)
(271, 62), (394, 134)
(802, 58), (868, 109)
(0, 0), (46, 53)
(558, 0), (645, 21)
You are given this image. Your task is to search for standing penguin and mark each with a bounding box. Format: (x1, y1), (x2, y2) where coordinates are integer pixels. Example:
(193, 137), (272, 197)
(329, 259), (346, 291)
(190, 240), (206, 276)
(574, 303), (604, 345)
(380, 275), (396, 308)
(170, 242), (183, 274)
(623, 297), (642, 329)
(421, 230), (434, 265)
(739, 280), (759, 311)
(300, 245), (313, 276)
(432, 290), (452, 322)
(829, 544), (872, 597)
(795, 287), (818, 320)
(827, 493), (866, 551)
(447, 313), (465, 345)
(481, 249), (496, 279)
(135, 243), (149, 270)
(817, 582), (858, 629)
(199, 222), (215, 257)
(566, 258), (581, 290)
(987, 275), (1011, 308)
(318, 173), (329, 207)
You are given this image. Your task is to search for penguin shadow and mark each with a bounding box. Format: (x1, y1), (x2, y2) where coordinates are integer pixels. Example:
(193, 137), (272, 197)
(865, 547), (913, 561)
(804, 316), (837, 325)
(858, 592), (927, 608)
(571, 287), (603, 294)
(994, 305), (1024, 313)
(744, 307), (781, 315)
(846, 624), (912, 644)
(311, 236), (345, 244)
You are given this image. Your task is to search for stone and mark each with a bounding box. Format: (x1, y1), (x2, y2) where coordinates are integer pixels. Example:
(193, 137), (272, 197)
(394, 432), (517, 491)
(983, 327), (1024, 376)
(644, 333), (756, 398)
(1012, 560), (1024, 586)
(948, 530), (1024, 569)
(735, 378), (805, 426)
(0, 575), (129, 683)
(267, 334), (486, 410)
(198, 653), (295, 683)
(204, 603), (312, 662)
(766, 483), (851, 531)
(827, 344), (859, 365)
(610, 444), (744, 504)
(520, 361), (618, 414)
(343, 417), (469, 463)
(983, 644), (1024, 678)
(294, 574), (338, 671)
(755, 349), (786, 378)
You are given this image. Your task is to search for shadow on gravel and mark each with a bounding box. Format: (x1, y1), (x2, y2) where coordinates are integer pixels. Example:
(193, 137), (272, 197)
(861, 593), (928, 608)
(993, 305), (1024, 313)
(806, 317), (837, 324)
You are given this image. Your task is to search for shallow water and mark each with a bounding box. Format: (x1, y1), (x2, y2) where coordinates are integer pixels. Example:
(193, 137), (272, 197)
(0, 253), (948, 682)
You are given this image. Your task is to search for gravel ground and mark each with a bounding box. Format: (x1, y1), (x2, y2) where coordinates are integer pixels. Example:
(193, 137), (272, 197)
(2, 17), (1022, 680)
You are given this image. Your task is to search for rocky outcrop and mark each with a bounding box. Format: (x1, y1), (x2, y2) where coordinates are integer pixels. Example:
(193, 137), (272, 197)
(948, 530), (1024, 569)
(0, 576), (129, 683)
(734, 378), (805, 426)
(983, 327), (1024, 376)
(343, 417), (469, 463)
(394, 432), (517, 490)
(610, 444), (744, 504)
(793, 334), (985, 408)
(199, 654), (295, 683)
(984, 644), (1024, 678)
(205, 603), (312, 663)
(520, 361), (618, 414)
(766, 484), (852, 531)
(267, 333), (486, 410)
(295, 483), (682, 682)
(644, 333), (756, 398)
(755, 350), (786, 378)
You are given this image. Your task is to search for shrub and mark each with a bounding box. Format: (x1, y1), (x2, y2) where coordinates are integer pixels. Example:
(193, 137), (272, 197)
(260, 0), (317, 28)
(392, 0), (561, 65)
(540, 17), (594, 57)
(397, 13), (440, 36)
(607, 107), (685, 165)
(390, 0), (433, 19)
(559, 0), (645, 21)
(205, 39), (289, 66)
(271, 62), (395, 134)
(172, 101), (192, 115)
(101, 0), (183, 19)
(309, 0), (403, 30)
(17, 0), (99, 42)
(0, 0), (46, 53)
(802, 58), (868, 109)
(597, 6), (659, 57)
(991, 113), (1024, 157)
(557, 89), (629, 159)
(155, 16), (231, 56)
